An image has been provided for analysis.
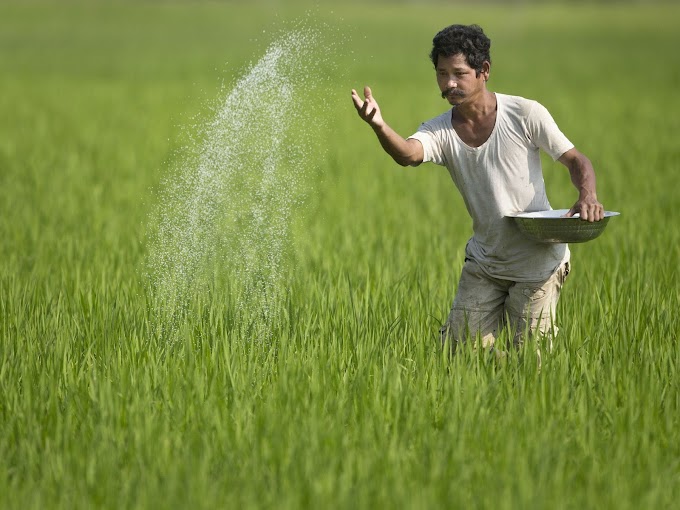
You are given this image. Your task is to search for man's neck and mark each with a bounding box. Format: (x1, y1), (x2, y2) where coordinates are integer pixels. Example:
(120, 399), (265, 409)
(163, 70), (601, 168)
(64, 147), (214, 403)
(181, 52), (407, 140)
(452, 90), (496, 123)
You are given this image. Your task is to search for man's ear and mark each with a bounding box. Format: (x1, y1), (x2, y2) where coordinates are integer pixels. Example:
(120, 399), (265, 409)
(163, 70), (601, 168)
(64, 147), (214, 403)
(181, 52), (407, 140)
(482, 61), (491, 82)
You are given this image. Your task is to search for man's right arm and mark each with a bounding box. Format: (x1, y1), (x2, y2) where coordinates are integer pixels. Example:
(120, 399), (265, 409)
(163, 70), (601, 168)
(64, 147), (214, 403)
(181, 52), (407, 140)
(351, 86), (424, 167)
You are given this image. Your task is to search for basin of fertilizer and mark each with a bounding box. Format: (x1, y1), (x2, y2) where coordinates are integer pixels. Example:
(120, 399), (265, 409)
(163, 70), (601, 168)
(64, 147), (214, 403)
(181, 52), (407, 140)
(507, 209), (620, 243)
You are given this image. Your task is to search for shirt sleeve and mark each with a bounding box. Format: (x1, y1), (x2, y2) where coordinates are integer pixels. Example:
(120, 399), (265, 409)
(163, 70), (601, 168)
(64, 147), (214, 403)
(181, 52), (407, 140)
(526, 101), (574, 161)
(407, 118), (446, 166)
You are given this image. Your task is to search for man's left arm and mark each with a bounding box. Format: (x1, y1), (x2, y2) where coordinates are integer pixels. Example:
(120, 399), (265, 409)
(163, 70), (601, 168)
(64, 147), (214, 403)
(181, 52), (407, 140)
(558, 148), (605, 222)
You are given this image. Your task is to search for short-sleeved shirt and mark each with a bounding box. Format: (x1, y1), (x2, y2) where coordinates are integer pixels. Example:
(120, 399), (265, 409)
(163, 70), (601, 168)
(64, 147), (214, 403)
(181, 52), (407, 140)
(408, 93), (573, 282)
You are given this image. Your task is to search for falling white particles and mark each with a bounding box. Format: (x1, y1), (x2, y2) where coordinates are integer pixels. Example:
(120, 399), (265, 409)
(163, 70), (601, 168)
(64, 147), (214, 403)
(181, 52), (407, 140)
(146, 25), (338, 339)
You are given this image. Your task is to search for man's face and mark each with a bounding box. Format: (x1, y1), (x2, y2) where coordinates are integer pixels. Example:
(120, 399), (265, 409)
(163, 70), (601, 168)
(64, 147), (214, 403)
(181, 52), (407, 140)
(436, 53), (487, 106)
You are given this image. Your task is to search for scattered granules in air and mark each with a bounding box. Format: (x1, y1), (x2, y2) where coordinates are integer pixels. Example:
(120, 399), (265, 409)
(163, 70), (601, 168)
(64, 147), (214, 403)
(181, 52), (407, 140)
(146, 23), (341, 341)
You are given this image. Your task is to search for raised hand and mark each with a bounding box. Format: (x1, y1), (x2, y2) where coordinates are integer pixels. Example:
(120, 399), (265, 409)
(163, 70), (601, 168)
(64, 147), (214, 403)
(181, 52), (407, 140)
(351, 86), (385, 129)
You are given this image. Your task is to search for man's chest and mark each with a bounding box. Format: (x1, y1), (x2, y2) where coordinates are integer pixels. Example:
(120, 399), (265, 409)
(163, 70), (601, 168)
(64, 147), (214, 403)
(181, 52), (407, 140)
(451, 114), (497, 148)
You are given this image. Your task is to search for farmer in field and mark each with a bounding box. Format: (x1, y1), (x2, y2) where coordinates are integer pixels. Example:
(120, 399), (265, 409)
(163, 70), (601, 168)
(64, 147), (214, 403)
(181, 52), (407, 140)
(351, 24), (604, 352)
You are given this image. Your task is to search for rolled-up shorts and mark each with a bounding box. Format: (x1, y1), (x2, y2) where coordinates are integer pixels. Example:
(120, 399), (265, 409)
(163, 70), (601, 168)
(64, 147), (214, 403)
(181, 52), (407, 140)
(440, 258), (570, 349)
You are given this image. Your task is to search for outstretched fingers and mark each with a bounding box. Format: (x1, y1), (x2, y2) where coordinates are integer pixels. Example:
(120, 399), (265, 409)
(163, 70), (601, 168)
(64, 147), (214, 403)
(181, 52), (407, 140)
(351, 87), (372, 117)
(351, 85), (384, 128)
(351, 88), (364, 111)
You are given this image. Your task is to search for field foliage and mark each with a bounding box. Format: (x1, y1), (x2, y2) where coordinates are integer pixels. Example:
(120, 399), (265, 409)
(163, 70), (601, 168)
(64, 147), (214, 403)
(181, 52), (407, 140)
(1, 1), (679, 508)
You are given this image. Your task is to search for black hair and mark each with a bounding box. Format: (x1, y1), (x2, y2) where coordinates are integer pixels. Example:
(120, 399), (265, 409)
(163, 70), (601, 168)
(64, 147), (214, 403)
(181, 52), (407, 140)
(429, 24), (491, 75)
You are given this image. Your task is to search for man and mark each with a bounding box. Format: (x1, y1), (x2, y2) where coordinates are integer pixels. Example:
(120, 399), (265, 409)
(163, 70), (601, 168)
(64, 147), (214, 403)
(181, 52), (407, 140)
(351, 24), (604, 352)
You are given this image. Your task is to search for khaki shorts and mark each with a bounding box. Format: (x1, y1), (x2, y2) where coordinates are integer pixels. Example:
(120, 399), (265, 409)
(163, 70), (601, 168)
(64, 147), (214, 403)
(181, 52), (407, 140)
(440, 259), (570, 350)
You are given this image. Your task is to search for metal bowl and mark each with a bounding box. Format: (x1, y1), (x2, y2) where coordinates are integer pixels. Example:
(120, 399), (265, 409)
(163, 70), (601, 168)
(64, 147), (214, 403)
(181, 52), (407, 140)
(507, 209), (620, 243)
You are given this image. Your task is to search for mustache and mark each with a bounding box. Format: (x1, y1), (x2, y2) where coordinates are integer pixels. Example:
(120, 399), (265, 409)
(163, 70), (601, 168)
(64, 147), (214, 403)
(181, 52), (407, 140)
(441, 88), (465, 99)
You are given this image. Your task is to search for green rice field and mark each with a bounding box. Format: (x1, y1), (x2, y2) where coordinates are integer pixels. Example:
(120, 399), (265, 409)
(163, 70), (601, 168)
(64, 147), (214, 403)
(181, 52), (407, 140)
(1, 1), (679, 508)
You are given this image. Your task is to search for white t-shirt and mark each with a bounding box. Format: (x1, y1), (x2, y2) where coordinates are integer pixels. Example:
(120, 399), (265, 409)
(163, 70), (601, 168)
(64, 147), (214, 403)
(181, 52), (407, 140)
(408, 93), (573, 281)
